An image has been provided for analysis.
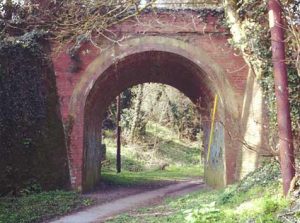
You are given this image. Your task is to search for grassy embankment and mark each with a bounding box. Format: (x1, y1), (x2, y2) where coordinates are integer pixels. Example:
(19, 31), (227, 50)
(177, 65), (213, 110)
(3, 122), (292, 223)
(0, 121), (202, 223)
(107, 162), (293, 223)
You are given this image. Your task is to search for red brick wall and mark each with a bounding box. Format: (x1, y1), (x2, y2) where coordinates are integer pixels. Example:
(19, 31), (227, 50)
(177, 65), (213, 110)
(52, 12), (249, 190)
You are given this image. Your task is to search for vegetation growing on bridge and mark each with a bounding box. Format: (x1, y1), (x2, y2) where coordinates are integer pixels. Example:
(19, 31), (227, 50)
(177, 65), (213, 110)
(224, 0), (300, 152)
(0, 0), (299, 222)
(0, 32), (69, 195)
(1, 0), (298, 159)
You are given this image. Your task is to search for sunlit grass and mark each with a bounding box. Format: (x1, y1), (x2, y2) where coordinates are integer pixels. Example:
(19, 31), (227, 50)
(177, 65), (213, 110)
(101, 165), (203, 186)
(102, 122), (202, 168)
(106, 162), (290, 222)
(101, 121), (203, 186)
(107, 182), (290, 223)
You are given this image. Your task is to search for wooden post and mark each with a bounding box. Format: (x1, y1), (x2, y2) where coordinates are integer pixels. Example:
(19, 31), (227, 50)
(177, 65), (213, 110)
(116, 95), (121, 173)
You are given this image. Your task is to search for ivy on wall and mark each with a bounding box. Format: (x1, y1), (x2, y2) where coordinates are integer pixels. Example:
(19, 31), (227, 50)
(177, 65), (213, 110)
(0, 31), (69, 196)
(224, 0), (300, 150)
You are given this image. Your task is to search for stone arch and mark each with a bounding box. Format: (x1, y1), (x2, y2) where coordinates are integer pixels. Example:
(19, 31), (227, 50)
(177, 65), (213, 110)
(67, 36), (240, 191)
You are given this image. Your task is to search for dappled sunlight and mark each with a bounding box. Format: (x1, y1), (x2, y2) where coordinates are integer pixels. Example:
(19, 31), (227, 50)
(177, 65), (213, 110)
(106, 162), (289, 223)
(102, 122), (201, 170)
(100, 84), (203, 187)
(1, 1), (299, 222)
(101, 120), (203, 186)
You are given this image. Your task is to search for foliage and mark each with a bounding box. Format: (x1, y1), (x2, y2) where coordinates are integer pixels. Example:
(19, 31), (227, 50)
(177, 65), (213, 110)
(107, 162), (289, 223)
(101, 120), (202, 186)
(218, 161), (281, 205)
(102, 121), (201, 172)
(106, 84), (202, 143)
(0, 0), (156, 46)
(223, 0), (300, 151)
(102, 88), (133, 130)
(141, 84), (201, 141)
(107, 185), (288, 222)
(184, 202), (231, 223)
(0, 190), (93, 223)
(101, 116), (203, 201)
(0, 31), (69, 196)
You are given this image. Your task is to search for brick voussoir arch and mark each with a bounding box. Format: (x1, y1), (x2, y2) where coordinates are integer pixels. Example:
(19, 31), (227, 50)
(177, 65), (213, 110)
(67, 36), (240, 191)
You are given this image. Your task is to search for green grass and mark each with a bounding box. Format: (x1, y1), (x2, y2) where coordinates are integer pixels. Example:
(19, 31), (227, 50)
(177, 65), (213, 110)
(101, 121), (203, 186)
(102, 121), (202, 174)
(0, 190), (93, 223)
(0, 121), (201, 223)
(101, 165), (203, 186)
(106, 162), (291, 223)
(106, 182), (289, 223)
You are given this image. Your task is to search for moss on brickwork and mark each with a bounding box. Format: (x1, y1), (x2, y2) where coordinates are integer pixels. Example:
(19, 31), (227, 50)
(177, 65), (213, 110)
(0, 31), (70, 196)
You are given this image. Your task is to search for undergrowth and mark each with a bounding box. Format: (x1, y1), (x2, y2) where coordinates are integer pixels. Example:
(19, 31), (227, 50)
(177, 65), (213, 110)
(0, 121), (201, 223)
(101, 121), (203, 186)
(0, 190), (92, 223)
(107, 161), (292, 223)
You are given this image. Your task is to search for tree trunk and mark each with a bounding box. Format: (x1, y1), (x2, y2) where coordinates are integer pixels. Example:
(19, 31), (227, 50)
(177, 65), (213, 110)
(268, 0), (295, 195)
(129, 84), (144, 143)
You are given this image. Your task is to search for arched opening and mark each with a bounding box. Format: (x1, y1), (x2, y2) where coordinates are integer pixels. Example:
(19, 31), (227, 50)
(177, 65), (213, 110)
(67, 36), (240, 191)
(83, 51), (223, 191)
(100, 83), (204, 187)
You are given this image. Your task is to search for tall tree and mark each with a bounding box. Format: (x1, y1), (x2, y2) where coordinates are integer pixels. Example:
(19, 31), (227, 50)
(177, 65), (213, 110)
(268, 0), (295, 195)
(223, 0), (297, 195)
(129, 84), (144, 143)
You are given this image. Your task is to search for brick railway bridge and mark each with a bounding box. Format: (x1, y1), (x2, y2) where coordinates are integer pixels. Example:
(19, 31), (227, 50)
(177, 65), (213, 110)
(52, 10), (268, 191)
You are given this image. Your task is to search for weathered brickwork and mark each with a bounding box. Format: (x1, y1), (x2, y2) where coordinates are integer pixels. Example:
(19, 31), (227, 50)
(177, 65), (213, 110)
(52, 11), (264, 191)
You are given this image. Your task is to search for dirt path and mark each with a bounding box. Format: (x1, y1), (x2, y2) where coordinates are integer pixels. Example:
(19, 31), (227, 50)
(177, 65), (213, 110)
(49, 178), (206, 223)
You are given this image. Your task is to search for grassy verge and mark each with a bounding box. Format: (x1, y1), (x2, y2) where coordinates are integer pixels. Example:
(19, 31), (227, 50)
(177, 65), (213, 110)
(106, 162), (292, 223)
(0, 122), (201, 223)
(0, 190), (93, 223)
(107, 183), (288, 223)
(101, 165), (203, 186)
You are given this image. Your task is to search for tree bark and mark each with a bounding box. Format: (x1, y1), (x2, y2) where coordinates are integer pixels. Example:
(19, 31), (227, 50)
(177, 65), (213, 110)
(129, 84), (144, 143)
(268, 0), (295, 195)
